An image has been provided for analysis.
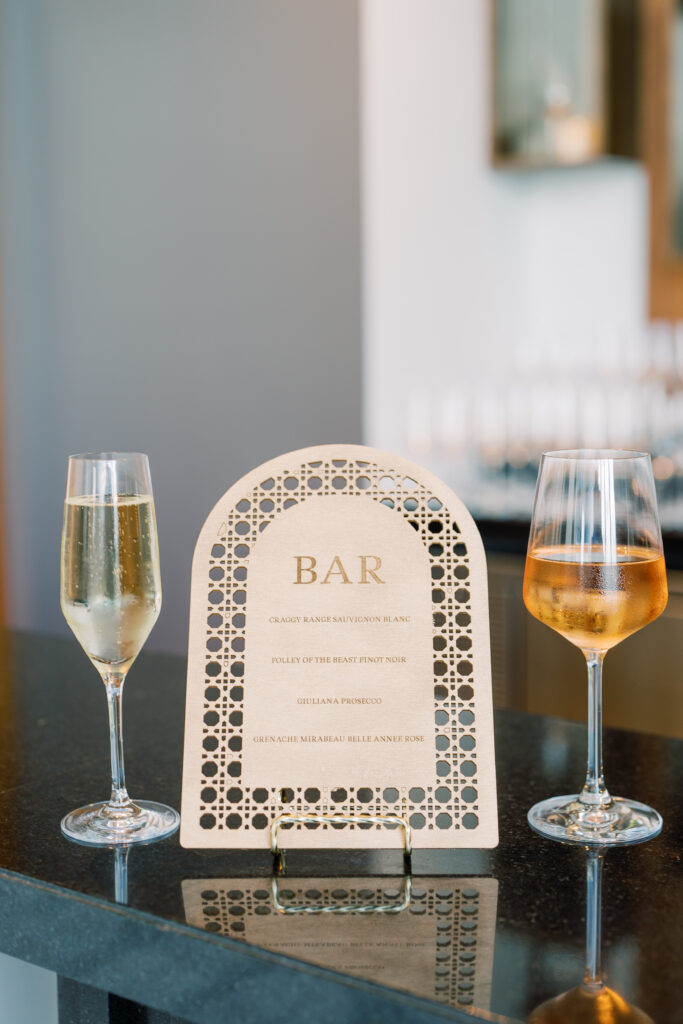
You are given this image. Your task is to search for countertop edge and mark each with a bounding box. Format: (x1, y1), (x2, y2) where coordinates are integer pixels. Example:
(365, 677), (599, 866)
(0, 868), (504, 1024)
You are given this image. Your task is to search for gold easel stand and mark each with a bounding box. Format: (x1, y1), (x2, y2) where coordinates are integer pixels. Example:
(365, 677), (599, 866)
(270, 812), (413, 876)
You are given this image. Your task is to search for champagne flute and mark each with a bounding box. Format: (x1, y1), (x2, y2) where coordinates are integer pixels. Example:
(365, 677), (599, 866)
(60, 453), (179, 845)
(523, 450), (667, 845)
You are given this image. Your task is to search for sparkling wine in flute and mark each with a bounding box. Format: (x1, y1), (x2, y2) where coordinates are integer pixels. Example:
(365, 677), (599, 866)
(523, 450), (666, 846)
(523, 545), (668, 652)
(60, 453), (179, 847)
(61, 495), (161, 673)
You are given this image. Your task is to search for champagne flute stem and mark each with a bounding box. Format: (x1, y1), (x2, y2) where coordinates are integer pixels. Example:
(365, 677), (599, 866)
(584, 849), (604, 987)
(105, 674), (132, 810)
(581, 652), (610, 806)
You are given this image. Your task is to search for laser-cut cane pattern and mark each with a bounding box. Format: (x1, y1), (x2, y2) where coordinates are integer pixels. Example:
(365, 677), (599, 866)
(196, 456), (480, 837)
(185, 880), (485, 1011)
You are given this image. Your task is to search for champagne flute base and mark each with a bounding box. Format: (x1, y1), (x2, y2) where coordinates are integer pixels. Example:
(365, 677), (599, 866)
(528, 794), (662, 846)
(61, 799), (180, 847)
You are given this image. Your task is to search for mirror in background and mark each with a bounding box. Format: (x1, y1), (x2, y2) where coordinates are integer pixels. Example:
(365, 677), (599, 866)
(493, 0), (606, 167)
(642, 0), (683, 316)
(493, 0), (683, 317)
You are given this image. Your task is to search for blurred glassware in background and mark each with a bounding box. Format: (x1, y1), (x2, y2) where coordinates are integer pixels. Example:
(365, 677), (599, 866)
(406, 320), (683, 531)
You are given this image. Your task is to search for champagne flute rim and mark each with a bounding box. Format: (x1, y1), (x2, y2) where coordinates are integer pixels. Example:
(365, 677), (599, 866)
(68, 451), (148, 462)
(542, 448), (650, 462)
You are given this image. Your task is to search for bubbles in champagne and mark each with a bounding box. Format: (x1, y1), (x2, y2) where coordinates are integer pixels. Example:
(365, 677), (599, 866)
(61, 495), (161, 674)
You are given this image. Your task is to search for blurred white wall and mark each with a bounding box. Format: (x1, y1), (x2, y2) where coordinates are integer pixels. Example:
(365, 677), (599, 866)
(0, 0), (361, 652)
(362, 0), (648, 458)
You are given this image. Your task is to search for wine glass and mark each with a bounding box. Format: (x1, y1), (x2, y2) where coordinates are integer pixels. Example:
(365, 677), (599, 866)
(527, 849), (653, 1023)
(523, 450), (667, 845)
(60, 452), (179, 845)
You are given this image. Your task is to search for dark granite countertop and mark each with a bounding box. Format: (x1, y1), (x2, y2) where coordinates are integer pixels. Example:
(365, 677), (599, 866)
(0, 631), (680, 1023)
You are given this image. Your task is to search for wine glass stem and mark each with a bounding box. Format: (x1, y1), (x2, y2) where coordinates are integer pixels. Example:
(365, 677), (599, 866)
(105, 674), (132, 809)
(581, 652), (610, 806)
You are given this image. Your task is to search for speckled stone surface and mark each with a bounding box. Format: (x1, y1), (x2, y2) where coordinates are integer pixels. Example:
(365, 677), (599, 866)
(0, 631), (680, 1023)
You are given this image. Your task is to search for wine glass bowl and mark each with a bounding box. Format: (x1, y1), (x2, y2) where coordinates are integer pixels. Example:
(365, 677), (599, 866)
(60, 453), (179, 846)
(523, 450), (666, 845)
(523, 543), (667, 654)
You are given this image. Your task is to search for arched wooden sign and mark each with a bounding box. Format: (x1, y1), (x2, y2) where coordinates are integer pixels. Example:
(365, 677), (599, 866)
(180, 445), (498, 849)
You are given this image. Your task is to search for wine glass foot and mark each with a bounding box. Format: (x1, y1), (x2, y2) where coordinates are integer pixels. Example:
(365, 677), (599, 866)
(528, 794), (662, 846)
(61, 799), (180, 847)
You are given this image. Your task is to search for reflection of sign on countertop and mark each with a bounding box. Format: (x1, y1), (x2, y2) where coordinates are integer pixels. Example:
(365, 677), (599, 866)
(181, 445), (498, 849)
(182, 876), (498, 1015)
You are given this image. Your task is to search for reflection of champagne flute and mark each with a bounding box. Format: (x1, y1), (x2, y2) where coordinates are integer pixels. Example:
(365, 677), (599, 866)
(524, 450), (666, 845)
(60, 453), (179, 846)
(527, 850), (653, 1024)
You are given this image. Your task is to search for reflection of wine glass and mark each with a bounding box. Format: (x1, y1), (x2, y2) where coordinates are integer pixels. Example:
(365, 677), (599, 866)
(524, 450), (666, 844)
(60, 453), (179, 845)
(527, 850), (653, 1024)
(114, 846), (130, 904)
